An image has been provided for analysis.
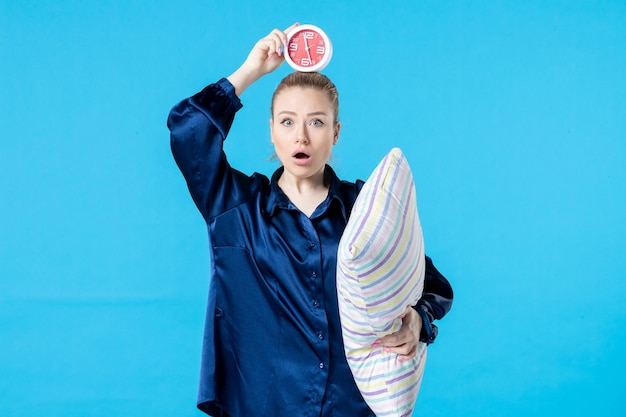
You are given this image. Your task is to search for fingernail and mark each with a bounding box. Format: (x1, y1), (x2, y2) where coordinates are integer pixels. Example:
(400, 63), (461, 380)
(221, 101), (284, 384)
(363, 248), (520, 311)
(372, 340), (381, 346)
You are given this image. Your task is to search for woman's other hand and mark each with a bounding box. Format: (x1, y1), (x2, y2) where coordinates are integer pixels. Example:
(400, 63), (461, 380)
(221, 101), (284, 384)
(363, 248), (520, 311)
(374, 306), (423, 361)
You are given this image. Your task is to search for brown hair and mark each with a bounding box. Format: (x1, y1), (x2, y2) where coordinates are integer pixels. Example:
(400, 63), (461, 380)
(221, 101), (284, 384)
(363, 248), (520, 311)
(271, 72), (339, 122)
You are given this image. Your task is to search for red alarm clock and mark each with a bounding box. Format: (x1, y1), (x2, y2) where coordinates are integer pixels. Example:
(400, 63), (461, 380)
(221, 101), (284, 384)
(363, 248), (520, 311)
(284, 24), (333, 72)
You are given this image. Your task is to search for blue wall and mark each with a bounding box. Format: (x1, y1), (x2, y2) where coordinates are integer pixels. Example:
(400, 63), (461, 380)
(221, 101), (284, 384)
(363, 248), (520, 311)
(1, 1), (625, 416)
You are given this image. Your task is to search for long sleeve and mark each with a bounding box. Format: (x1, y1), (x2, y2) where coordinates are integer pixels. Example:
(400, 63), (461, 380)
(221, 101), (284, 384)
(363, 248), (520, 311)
(167, 78), (247, 220)
(414, 256), (454, 344)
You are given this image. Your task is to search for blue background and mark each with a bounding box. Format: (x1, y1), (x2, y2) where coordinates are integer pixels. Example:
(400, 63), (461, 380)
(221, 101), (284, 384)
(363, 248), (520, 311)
(2, 1), (625, 416)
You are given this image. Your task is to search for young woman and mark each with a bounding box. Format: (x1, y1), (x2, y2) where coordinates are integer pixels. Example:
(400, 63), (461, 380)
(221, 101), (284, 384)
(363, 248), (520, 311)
(168, 24), (453, 417)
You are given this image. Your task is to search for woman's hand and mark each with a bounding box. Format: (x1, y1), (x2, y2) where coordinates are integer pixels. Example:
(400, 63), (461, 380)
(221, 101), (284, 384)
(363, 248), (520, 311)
(374, 306), (423, 360)
(227, 23), (299, 96)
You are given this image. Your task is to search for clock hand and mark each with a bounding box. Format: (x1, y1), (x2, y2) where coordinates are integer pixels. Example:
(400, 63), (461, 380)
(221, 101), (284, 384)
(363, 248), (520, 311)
(303, 35), (312, 60)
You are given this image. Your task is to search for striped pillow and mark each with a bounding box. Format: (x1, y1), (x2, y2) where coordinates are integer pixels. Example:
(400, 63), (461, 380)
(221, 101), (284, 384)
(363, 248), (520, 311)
(337, 148), (427, 417)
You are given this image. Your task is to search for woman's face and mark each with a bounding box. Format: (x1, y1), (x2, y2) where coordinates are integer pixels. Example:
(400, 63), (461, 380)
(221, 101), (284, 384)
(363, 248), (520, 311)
(270, 86), (340, 182)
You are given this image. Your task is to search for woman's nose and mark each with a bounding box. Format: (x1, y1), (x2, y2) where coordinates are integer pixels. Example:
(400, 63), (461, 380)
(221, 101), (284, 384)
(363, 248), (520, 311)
(296, 125), (309, 144)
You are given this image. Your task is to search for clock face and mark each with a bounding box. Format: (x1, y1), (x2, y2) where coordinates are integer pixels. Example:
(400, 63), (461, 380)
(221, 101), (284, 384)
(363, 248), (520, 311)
(285, 24), (332, 72)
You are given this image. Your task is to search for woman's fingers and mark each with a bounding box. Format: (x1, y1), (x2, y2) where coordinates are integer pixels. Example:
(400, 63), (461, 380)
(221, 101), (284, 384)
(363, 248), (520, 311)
(265, 31), (285, 57)
(372, 307), (422, 360)
(227, 23), (300, 96)
(267, 23), (299, 57)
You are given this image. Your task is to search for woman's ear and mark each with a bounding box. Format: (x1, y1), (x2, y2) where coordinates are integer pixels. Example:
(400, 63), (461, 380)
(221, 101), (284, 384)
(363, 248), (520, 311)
(269, 118), (275, 143)
(333, 121), (341, 145)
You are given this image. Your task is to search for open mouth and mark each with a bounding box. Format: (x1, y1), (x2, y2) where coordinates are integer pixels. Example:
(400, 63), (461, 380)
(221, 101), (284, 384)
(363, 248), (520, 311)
(293, 152), (310, 160)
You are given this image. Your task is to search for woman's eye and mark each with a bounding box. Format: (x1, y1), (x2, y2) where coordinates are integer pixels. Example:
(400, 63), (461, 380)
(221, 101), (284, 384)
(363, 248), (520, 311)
(280, 119), (293, 126)
(310, 119), (324, 127)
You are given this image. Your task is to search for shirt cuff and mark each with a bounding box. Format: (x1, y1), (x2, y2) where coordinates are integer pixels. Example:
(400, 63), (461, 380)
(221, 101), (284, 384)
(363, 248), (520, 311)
(414, 303), (438, 345)
(216, 77), (243, 109)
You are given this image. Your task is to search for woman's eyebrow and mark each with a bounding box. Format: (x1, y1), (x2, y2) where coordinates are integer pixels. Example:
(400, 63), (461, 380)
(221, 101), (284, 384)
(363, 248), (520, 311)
(276, 110), (329, 117)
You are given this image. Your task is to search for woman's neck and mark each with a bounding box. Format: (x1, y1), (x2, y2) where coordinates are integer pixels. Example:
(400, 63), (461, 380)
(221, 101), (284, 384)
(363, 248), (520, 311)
(277, 169), (329, 217)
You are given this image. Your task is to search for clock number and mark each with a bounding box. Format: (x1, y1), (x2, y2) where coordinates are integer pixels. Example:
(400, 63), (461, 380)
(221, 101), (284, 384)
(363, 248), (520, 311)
(303, 31), (314, 39)
(301, 58), (312, 66)
(316, 46), (325, 55)
(289, 42), (298, 51)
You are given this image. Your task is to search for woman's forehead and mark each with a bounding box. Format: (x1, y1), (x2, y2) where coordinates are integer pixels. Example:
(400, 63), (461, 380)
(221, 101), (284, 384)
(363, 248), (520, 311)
(273, 87), (334, 111)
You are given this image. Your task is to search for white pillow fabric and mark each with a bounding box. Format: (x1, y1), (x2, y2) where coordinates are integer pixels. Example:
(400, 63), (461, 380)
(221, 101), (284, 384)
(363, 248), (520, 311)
(337, 148), (427, 417)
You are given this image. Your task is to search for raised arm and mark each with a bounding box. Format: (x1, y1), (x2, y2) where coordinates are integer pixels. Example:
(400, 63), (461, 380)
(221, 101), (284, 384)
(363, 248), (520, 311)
(167, 24), (299, 220)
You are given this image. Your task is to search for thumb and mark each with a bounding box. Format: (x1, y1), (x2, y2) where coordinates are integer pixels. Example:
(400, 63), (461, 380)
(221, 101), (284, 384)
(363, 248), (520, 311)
(283, 22), (300, 36)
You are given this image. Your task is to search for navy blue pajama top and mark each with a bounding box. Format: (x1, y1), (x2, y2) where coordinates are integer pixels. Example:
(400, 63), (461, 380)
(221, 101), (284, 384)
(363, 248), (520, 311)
(168, 78), (453, 417)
